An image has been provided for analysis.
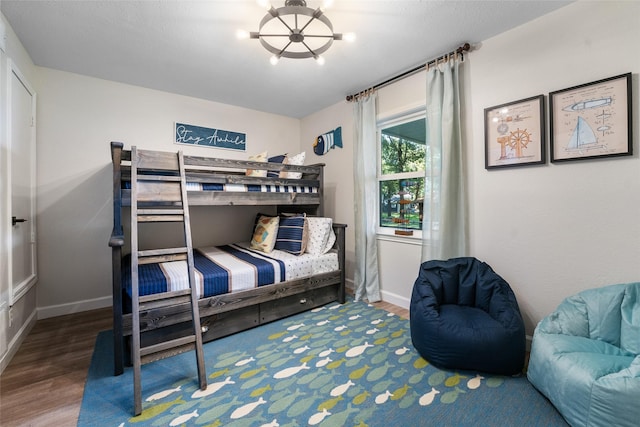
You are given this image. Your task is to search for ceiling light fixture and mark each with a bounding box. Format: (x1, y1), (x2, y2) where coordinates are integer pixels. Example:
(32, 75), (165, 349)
(241, 0), (354, 65)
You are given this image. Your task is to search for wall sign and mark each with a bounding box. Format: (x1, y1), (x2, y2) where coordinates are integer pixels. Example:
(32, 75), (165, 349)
(175, 122), (246, 151)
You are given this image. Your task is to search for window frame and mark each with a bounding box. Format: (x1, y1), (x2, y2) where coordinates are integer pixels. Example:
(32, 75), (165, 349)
(376, 108), (426, 239)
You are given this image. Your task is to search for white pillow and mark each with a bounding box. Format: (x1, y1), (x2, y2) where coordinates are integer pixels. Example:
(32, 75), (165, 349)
(246, 151), (268, 177)
(324, 227), (336, 254)
(281, 151), (305, 179)
(306, 217), (334, 255)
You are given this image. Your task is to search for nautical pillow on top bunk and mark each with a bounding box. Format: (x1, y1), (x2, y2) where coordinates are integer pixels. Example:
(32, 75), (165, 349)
(250, 215), (279, 252)
(246, 151), (268, 177)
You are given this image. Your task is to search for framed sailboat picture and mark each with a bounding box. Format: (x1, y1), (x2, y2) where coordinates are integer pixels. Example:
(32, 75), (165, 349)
(550, 73), (632, 163)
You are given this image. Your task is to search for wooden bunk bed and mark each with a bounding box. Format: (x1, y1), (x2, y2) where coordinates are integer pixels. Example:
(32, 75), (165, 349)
(109, 141), (346, 376)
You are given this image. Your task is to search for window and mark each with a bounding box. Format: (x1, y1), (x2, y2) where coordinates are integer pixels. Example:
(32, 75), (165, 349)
(378, 114), (426, 235)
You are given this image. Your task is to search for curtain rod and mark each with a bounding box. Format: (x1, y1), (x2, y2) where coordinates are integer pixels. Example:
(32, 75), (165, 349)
(345, 42), (471, 102)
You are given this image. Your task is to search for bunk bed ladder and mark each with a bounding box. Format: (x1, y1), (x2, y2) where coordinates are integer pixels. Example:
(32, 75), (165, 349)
(129, 146), (207, 416)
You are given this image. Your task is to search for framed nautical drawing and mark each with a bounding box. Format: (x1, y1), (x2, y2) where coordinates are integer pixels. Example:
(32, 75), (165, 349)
(549, 73), (632, 163)
(484, 95), (545, 169)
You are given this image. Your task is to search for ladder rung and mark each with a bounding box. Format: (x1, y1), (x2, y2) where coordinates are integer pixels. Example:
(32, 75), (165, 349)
(141, 343), (195, 365)
(137, 174), (182, 182)
(138, 209), (184, 215)
(137, 247), (189, 265)
(138, 215), (184, 223)
(138, 247), (188, 258)
(140, 335), (196, 357)
(138, 253), (188, 264)
(139, 289), (193, 304)
(140, 295), (192, 311)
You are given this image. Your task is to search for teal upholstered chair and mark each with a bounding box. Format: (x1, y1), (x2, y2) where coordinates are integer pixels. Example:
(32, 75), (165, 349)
(527, 282), (640, 427)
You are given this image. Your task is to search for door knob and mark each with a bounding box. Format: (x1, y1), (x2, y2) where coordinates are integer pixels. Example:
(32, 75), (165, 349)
(12, 216), (27, 226)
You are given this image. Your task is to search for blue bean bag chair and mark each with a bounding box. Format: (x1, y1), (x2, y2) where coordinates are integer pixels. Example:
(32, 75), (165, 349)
(410, 257), (526, 375)
(527, 282), (640, 427)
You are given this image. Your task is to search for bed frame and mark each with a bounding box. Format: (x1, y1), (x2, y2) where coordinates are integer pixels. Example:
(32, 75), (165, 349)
(109, 142), (346, 375)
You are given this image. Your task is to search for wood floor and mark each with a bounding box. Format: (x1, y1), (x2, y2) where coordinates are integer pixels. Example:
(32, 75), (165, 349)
(0, 300), (407, 426)
(0, 308), (112, 427)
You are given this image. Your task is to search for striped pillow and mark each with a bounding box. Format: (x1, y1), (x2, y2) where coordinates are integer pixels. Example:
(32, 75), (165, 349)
(274, 214), (308, 255)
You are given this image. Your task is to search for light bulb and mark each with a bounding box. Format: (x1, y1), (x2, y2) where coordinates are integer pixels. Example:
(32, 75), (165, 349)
(315, 55), (325, 66)
(236, 29), (250, 40)
(321, 0), (334, 10)
(343, 32), (356, 43)
(257, 0), (271, 10)
(270, 55), (280, 65)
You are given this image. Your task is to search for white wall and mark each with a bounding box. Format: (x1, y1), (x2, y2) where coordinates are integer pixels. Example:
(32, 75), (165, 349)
(299, 101), (355, 282)
(301, 0), (640, 335)
(468, 0), (640, 333)
(35, 68), (301, 317)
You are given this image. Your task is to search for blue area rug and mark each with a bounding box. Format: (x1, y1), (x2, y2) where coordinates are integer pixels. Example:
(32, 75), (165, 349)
(80, 300), (567, 426)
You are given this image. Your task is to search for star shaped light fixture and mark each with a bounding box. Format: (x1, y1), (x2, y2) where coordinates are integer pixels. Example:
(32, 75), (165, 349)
(238, 0), (355, 65)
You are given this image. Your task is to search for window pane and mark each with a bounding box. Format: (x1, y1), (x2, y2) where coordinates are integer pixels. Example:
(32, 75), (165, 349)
(380, 118), (426, 175)
(379, 178), (424, 230)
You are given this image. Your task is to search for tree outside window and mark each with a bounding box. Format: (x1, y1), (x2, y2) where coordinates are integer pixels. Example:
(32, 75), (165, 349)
(378, 117), (426, 232)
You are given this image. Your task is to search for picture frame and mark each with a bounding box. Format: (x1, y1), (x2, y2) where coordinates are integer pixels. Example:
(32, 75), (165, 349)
(484, 95), (545, 169)
(549, 73), (632, 163)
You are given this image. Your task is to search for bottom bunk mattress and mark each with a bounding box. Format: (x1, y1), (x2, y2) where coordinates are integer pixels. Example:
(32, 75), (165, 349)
(122, 243), (339, 301)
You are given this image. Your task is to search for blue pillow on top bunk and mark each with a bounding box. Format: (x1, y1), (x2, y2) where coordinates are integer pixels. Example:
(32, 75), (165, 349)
(267, 154), (287, 178)
(274, 214), (308, 255)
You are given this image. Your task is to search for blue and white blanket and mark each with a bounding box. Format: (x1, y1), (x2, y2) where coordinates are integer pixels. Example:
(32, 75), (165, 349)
(124, 181), (318, 193)
(123, 244), (286, 299)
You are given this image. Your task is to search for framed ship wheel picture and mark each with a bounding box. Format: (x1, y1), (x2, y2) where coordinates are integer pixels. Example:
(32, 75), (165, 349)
(484, 95), (545, 169)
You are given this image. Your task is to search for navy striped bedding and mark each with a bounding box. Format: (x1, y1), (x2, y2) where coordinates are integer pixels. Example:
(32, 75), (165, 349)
(123, 181), (318, 193)
(122, 244), (286, 300)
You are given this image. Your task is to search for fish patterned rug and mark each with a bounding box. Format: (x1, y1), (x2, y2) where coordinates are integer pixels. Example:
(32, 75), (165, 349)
(79, 300), (567, 426)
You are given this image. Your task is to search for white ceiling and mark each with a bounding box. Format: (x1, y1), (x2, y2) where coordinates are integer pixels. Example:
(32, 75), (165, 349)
(1, 0), (571, 118)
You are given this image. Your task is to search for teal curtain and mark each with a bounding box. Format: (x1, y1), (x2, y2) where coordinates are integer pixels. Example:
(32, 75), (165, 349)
(353, 93), (381, 302)
(422, 58), (467, 261)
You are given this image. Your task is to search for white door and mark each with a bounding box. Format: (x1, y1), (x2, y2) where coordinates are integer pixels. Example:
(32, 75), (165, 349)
(8, 62), (36, 305)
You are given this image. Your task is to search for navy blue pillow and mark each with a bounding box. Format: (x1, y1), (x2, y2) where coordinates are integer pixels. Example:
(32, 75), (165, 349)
(267, 154), (287, 178)
(274, 215), (307, 255)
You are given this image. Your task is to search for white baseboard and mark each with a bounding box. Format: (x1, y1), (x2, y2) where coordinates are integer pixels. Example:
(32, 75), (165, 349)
(37, 295), (112, 320)
(346, 281), (411, 310)
(0, 308), (37, 374)
(380, 289), (410, 310)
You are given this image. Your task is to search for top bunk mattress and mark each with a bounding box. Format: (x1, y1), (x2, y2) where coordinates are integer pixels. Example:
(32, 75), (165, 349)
(123, 181), (318, 194)
(111, 144), (324, 207)
(122, 242), (338, 300)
